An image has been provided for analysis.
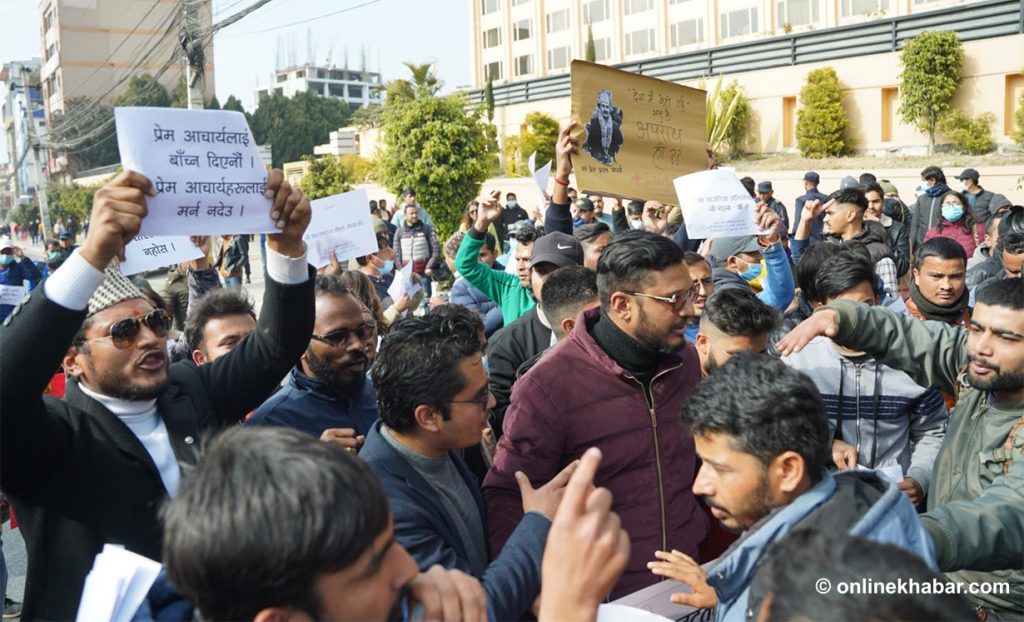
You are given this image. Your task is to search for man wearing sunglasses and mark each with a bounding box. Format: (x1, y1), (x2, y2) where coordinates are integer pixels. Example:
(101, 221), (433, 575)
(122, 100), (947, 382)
(0, 169), (315, 621)
(247, 275), (379, 452)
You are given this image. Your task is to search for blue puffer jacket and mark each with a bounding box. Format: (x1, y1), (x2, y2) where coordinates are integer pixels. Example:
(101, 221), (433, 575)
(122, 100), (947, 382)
(450, 276), (504, 337)
(708, 470), (936, 622)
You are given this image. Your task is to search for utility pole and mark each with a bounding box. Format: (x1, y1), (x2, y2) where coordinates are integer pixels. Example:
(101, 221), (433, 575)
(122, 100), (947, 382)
(21, 64), (51, 241)
(180, 0), (206, 110)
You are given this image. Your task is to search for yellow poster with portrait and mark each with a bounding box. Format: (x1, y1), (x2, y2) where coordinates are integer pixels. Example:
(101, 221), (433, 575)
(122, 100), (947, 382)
(569, 60), (707, 206)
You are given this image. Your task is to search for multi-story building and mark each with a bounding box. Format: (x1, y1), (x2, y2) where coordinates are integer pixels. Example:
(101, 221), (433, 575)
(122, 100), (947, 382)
(38, 0), (215, 118)
(1, 60), (47, 204)
(468, 0), (1024, 155)
(255, 65), (384, 110)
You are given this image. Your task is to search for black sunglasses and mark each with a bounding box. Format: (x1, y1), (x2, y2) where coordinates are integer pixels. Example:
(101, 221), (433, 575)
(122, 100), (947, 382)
(82, 309), (171, 349)
(310, 322), (378, 347)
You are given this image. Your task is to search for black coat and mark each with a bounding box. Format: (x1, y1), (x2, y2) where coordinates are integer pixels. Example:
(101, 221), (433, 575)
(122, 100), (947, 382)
(486, 307), (551, 439)
(0, 267), (315, 620)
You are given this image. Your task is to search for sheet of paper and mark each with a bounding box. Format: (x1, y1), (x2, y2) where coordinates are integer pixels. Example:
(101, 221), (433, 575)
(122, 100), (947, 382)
(597, 604), (676, 622)
(115, 107), (275, 236)
(303, 189), (378, 269)
(529, 151), (552, 200)
(886, 295), (908, 315)
(118, 235), (204, 276)
(674, 169), (769, 239)
(856, 463), (904, 484)
(504, 239), (520, 276)
(612, 579), (712, 622)
(0, 283), (27, 306)
(75, 544), (161, 622)
(387, 260), (422, 303)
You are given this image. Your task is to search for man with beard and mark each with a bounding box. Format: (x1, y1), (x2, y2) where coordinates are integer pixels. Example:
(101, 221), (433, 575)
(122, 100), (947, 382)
(362, 311), (575, 621)
(694, 288), (777, 377)
(777, 277), (1024, 619)
(0, 169), (315, 620)
(247, 275), (378, 452)
(584, 89), (623, 165)
(646, 355), (934, 620)
(484, 230), (708, 599)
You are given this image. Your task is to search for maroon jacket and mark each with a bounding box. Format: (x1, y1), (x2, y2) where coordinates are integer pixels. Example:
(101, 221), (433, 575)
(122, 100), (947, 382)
(482, 308), (708, 599)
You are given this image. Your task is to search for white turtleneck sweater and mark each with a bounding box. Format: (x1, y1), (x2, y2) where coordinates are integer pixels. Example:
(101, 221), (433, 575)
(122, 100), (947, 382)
(77, 383), (181, 496)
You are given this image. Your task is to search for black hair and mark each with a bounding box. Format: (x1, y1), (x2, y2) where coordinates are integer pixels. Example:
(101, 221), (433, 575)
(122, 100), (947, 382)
(862, 182), (884, 198)
(913, 237), (967, 270)
(701, 288), (778, 337)
(514, 222), (543, 246)
(355, 232), (392, 266)
(162, 427), (391, 621)
(975, 277), (1024, 311)
(740, 176), (756, 198)
(371, 313), (485, 432)
(683, 251), (708, 267)
(796, 243), (844, 304)
(936, 190), (978, 237)
(426, 303), (486, 344)
(315, 273), (353, 298)
(830, 187), (868, 212)
(749, 529), (976, 622)
(506, 192), (517, 200)
(920, 166), (946, 185)
(1002, 231), (1024, 256)
(540, 266), (599, 338)
(681, 353), (830, 483)
(626, 200), (644, 215)
(369, 200), (378, 213)
(573, 222), (611, 246)
(997, 205), (1024, 241)
(596, 230), (684, 310)
(815, 251), (877, 302)
(840, 240), (875, 266)
(858, 172), (877, 184)
(183, 289), (256, 354)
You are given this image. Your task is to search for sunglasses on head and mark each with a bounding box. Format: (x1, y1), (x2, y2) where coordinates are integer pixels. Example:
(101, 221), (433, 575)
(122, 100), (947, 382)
(81, 309), (171, 349)
(310, 322), (378, 347)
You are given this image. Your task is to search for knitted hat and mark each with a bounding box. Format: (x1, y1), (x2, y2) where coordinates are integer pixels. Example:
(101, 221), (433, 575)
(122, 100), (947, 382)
(87, 261), (146, 316)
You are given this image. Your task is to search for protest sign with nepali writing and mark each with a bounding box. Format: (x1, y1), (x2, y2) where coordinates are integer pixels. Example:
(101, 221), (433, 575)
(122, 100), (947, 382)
(118, 235), (204, 276)
(570, 61), (706, 206)
(114, 107), (276, 236)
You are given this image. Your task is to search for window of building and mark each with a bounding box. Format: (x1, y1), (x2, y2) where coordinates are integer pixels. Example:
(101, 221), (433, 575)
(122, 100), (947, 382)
(583, 0), (609, 24)
(276, 73), (287, 83)
(546, 9), (569, 33)
(1005, 74), (1024, 135)
(670, 18), (704, 47)
(348, 85), (364, 98)
(43, 8), (54, 31)
(625, 28), (655, 55)
(777, 0), (820, 27)
(295, 70), (305, 78)
(483, 27), (502, 48)
(513, 19), (532, 41)
(881, 87), (898, 142)
(547, 46), (571, 70)
(669, 0), (693, 4)
(515, 54), (533, 77)
(485, 61), (503, 81)
(624, 0), (654, 16)
(328, 83), (346, 97)
(273, 87), (283, 95)
(720, 7), (759, 38)
(783, 96), (796, 148)
(512, 0), (531, 4)
(593, 37), (612, 61)
(307, 81), (324, 94)
(841, 0), (889, 17)
(482, 0), (500, 15)
(45, 44), (56, 61)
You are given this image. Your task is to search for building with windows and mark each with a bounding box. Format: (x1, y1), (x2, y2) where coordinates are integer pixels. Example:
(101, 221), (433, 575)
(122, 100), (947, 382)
(467, 0), (1024, 155)
(255, 65), (384, 110)
(37, 0), (215, 118)
(1, 60), (47, 205)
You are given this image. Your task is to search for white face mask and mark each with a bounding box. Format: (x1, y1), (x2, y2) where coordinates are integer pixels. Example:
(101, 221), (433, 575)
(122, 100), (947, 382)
(960, 183), (968, 193)
(629, 220), (645, 230)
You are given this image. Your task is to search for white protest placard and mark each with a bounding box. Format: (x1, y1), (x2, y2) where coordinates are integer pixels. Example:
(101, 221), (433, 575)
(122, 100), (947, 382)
(118, 235), (204, 276)
(114, 107), (275, 237)
(387, 261), (422, 303)
(75, 544), (161, 622)
(303, 189), (378, 269)
(529, 151), (552, 200)
(674, 169), (769, 239)
(0, 284), (27, 306)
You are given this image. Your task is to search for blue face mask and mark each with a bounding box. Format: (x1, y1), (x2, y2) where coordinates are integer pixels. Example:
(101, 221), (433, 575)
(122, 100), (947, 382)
(380, 259), (394, 275)
(739, 258), (763, 282)
(47, 251), (62, 261)
(0, 254), (14, 266)
(941, 203), (964, 223)
(507, 201), (517, 209)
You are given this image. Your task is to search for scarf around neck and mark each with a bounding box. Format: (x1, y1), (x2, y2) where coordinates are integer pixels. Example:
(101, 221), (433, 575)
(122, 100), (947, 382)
(925, 182), (948, 198)
(909, 279), (968, 324)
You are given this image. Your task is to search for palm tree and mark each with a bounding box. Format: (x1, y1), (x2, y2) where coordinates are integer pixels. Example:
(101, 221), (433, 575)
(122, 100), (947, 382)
(377, 62), (442, 105)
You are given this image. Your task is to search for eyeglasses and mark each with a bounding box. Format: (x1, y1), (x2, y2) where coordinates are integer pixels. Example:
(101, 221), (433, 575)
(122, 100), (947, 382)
(310, 322), (377, 347)
(625, 286), (698, 310)
(448, 388), (493, 408)
(941, 202), (963, 209)
(81, 309), (171, 349)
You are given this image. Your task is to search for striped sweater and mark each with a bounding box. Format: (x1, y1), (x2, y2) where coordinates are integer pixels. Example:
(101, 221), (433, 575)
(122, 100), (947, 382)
(783, 335), (948, 494)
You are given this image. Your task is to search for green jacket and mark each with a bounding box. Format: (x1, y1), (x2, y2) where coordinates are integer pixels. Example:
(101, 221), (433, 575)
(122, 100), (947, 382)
(455, 229), (535, 325)
(826, 300), (1024, 612)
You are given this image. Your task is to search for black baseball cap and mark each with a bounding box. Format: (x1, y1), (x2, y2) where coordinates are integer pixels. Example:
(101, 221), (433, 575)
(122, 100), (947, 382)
(956, 168), (979, 181)
(576, 198), (595, 212)
(530, 232), (584, 269)
(757, 181), (773, 193)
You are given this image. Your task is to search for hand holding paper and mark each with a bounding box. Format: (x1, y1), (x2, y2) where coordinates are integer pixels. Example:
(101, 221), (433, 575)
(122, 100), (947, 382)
(80, 170), (156, 270)
(264, 170), (311, 258)
(674, 169), (771, 240)
(646, 550), (718, 609)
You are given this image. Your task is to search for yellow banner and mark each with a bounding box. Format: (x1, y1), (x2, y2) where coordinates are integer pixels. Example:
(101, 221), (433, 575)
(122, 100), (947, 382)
(570, 60), (707, 206)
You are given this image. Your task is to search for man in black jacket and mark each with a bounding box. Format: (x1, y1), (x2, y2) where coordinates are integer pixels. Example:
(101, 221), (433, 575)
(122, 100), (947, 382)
(0, 169), (314, 620)
(864, 182), (910, 277)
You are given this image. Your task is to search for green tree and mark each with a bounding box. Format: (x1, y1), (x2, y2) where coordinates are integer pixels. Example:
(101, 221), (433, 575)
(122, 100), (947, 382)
(48, 98), (120, 174)
(349, 103), (383, 129)
(379, 62), (442, 106)
(170, 77), (188, 108)
(796, 67), (851, 158)
(222, 95), (246, 113)
(250, 91), (352, 167)
(483, 76), (495, 123)
(898, 30), (964, 153)
(376, 94), (495, 242)
(1012, 68), (1024, 148)
(8, 202), (37, 227)
(117, 74), (172, 107)
(720, 80), (751, 158)
(299, 154), (372, 200)
(705, 78), (751, 159)
(206, 95), (221, 110)
(586, 25), (597, 63)
(938, 109), (996, 155)
(501, 112), (559, 176)
(46, 181), (102, 227)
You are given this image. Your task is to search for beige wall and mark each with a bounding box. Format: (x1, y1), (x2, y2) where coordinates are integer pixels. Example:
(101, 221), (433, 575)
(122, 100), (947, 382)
(487, 34), (1024, 154)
